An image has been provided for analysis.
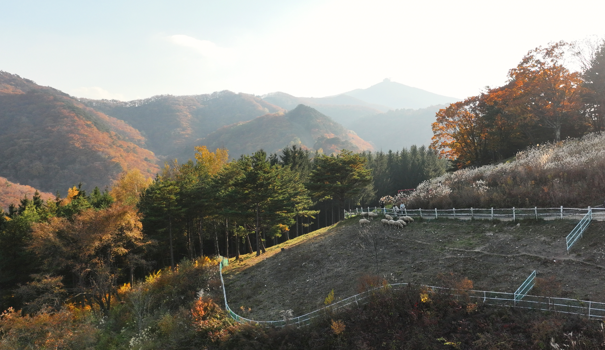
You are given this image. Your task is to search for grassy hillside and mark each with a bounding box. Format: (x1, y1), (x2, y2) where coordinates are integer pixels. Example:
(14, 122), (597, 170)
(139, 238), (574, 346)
(198, 104), (374, 158)
(223, 216), (605, 321)
(405, 132), (605, 209)
(0, 71), (159, 194)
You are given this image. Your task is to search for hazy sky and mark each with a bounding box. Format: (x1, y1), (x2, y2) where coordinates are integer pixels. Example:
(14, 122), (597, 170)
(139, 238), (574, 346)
(1, 0), (603, 102)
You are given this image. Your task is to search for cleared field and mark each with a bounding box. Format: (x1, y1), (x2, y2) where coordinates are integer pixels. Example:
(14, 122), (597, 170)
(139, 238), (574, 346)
(222, 217), (605, 321)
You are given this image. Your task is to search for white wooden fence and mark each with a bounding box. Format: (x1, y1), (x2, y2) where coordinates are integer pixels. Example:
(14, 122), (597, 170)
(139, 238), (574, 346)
(346, 206), (605, 222)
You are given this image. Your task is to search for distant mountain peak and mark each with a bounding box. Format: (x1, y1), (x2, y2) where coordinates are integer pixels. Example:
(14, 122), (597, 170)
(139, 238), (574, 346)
(343, 79), (460, 110)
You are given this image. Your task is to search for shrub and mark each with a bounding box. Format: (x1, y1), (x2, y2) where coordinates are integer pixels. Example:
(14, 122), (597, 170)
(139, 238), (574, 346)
(404, 132), (605, 208)
(0, 307), (97, 349)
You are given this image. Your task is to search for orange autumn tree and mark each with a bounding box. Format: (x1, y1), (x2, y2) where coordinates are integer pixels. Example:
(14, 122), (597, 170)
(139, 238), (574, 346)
(432, 41), (588, 168)
(506, 41), (586, 142)
(29, 204), (146, 315)
(431, 95), (490, 168)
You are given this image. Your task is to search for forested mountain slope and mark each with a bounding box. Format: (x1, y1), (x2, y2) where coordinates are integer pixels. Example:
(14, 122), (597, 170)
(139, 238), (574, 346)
(0, 72), (159, 194)
(263, 91), (385, 127)
(82, 91), (285, 160)
(0, 177), (54, 210)
(198, 104), (374, 158)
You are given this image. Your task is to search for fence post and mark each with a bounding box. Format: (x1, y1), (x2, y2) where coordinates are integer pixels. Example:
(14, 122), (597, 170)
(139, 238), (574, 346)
(435, 208), (438, 219)
(404, 208), (407, 216)
(589, 300), (592, 318)
(535, 207), (537, 220)
(491, 207), (494, 220)
(560, 206), (563, 219)
(471, 207), (474, 219)
(453, 208), (456, 218)
(589, 206), (592, 220)
(513, 207), (516, 221)
(419, 208), (423, 218)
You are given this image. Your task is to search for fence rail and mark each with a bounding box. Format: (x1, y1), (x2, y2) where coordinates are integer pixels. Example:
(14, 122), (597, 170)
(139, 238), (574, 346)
(220, 206), (603, 326)
(346, 206), (604, 222)
(566, 208), (593, 251)
(219, 261), (605, 327)
(514, 270), (536, 302)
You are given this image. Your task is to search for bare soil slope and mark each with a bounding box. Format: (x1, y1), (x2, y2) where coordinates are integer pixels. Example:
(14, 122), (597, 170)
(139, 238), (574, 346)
(223, 217), (605, 321)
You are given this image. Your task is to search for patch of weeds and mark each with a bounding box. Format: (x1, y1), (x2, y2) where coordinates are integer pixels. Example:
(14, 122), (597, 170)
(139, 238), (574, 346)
(449, 237), (479, 249)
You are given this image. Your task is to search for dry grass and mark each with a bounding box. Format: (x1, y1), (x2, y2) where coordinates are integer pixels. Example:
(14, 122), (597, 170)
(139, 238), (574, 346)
(223, 216), (605, 321)
(403, 132), (605, 208)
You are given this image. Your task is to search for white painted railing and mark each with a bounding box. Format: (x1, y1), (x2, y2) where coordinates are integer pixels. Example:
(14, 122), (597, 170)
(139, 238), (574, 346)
(346, 206), (604, 222)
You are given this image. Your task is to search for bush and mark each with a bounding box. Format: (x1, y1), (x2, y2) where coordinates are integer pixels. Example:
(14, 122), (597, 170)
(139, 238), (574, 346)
(0, 307), (97, 349)
(405, 132), (605, 209)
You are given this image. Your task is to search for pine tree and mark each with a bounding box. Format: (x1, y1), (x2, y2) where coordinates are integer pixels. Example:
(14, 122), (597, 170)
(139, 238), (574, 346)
(307, 150), (372, 221)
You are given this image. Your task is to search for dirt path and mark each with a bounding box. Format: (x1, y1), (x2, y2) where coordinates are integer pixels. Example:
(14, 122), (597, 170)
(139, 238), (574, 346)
(223, 218), (605, 321)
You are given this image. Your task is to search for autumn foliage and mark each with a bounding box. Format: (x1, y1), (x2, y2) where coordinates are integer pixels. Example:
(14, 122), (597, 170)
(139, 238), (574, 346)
(432, 42), (591, 168)
(0, 177), (54, 210)
(0, 71), (159, 195)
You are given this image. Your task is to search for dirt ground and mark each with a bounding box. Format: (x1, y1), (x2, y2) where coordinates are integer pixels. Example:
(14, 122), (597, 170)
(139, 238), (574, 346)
(222, 216), (605, 321)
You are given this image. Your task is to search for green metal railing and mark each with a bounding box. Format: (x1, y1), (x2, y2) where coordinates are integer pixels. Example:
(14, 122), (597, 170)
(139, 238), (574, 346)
(566, 207), (592, 252)
(514, 270), (536, 302)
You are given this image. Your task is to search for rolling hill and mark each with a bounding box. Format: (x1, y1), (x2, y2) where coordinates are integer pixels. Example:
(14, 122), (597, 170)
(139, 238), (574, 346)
(223, 217), (605, 321)
(82, 91), (285, 160)
(0, 71), (159, 194)
(263, 80), (458, 150)
(0, 177), (54, 210)
(196, 104), (374, 158)
(263, 92), (384, 127)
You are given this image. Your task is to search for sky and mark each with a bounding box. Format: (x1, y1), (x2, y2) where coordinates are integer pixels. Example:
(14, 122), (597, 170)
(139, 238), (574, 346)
(1, 0), (604, 102)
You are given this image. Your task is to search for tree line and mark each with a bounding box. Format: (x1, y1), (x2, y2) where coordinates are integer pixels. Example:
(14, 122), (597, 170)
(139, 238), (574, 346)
(431, 40), (605, 168)
(0, 143), (444, 313)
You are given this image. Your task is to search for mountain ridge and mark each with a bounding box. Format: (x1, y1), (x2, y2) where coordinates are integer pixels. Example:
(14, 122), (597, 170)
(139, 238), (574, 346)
(195, 104), (373, 159)
(82, 91), (285, 160)
(0, 72), (159, 194)
(343, 78), (459, 110)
